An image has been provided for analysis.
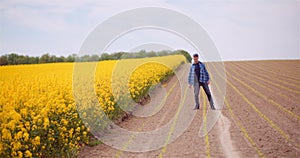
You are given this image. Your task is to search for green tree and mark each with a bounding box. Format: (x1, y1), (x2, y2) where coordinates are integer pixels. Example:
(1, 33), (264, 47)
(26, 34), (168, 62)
(49, 55), (57, 63)
(40, 53), (50, 63)
(7, 53), (18, 65)
(56, 56), (65, 62)
(29, 56), (39, 64)
(0, 55), (8, 65)
(174, 50), (191, 63)
(90, 54), (100, 61)
(100, 53), (112, 60)
(66, 54), (76, 62)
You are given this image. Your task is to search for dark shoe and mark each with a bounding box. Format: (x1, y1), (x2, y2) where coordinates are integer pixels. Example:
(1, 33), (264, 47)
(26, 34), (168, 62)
(210, 101), (215, 110)
(193, 105), (200, 110)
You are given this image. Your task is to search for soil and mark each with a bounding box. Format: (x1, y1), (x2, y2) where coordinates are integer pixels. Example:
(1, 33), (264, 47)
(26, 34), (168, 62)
(78, 60), (300, 158)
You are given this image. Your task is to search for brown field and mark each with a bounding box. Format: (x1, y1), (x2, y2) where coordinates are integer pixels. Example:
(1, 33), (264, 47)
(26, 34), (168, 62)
(79, 60), (300, 158)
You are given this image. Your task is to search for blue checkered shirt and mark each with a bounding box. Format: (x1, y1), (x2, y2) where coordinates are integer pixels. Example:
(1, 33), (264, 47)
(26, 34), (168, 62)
(188, 61), (210, 85)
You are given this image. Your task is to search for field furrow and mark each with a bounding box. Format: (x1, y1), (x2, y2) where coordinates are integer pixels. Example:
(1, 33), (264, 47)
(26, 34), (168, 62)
(231, 62), (300, 91)
(253, 60), (300, 78)
(243, 62), (300, 84)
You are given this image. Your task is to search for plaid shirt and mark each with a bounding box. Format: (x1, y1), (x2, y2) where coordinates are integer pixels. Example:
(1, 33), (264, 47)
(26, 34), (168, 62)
(188, 61), (210, 85)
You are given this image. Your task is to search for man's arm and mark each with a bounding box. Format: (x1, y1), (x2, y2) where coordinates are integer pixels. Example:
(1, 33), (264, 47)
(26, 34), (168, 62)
(187, 65), (193, 87)
(203, 63), (210, 84)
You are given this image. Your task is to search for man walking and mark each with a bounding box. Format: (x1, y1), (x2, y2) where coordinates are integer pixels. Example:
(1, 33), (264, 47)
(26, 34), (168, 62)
(188, 53), (215, 110)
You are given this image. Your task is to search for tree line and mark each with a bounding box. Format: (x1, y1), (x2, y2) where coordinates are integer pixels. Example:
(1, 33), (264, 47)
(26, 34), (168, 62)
(0, 50), (192, 66)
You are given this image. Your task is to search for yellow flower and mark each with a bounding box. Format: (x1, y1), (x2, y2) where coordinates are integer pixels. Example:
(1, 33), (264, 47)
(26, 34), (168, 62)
(17, 151), (23, 158)
(25, 121), (30, 130)
(11, 141), (21, 151)
(32, 125), (37, 130)
(0, 144), (3, 153)
(0, 55), (186, 157)
(24, 150), (32, 157)
(32, 136), (40, 146)
(69, 128), (74, 138)
(23, 132), (29, 141)
(15, 131), (23, 140)
(75, 127), (80, 133)
(43, 117), (49, 129)
(2, 128), (12, 140)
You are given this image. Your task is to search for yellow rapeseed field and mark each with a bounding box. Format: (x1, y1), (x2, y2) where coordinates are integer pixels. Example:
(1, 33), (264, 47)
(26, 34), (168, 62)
(0, 55), (186, 157)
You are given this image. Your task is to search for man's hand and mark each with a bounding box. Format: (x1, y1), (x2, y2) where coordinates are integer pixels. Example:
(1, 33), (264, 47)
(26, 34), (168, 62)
(207, 80), (211, 85)
(189, 84), (192, 88)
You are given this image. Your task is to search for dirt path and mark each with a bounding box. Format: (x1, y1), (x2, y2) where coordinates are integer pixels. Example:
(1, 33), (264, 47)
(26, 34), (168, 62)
(79, 61), (300, 157)
(218, 114), (239, 158)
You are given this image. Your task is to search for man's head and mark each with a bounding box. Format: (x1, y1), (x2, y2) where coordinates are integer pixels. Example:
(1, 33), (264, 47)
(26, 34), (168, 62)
(193, 53), (199, 63)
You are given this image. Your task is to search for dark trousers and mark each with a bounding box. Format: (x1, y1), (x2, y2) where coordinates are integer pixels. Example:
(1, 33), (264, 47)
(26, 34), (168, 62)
(194, 77), (214, 108)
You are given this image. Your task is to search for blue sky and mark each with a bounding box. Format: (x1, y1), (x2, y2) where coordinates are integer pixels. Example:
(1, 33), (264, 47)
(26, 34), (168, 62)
(0, 0), (299, 61)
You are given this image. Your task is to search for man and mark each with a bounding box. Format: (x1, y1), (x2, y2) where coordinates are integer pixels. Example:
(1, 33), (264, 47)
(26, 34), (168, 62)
(188, 53), (215, 110)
